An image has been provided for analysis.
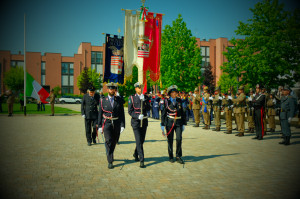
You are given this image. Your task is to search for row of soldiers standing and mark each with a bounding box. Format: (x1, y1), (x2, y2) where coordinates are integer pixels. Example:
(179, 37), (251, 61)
(191, 84), (297, 145)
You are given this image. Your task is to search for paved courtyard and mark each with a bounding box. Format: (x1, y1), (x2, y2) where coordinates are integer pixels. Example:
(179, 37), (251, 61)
(0, 104), (300, 199)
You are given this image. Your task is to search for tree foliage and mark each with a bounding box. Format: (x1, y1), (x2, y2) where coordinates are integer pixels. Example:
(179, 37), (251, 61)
(202, 64), (215, 94)
(118, 66), (138, 96)
(217, 73), (238, 94)
(221, 0), (300, 89)
(3, 66), (24, 92)
(77, 67), (103, 94)
(160, 14), (202, 91)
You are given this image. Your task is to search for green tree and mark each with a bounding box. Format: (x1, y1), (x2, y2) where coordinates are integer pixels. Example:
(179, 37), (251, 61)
(3, 66), (24, 92)
(77, 67), (102, 94)
(202, 64), (215, 94)
(118, 66), (138, 97)
(53, 86), (61, 97)
(222, 0), (300, 88)
(217, 73), (238, 94)
(161, 14), (202, 91)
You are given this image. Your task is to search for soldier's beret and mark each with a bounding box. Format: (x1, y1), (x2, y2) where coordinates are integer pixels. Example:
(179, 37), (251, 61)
(194, 87), (199, 91)
(238, 86), (244, 90)
(107, 82), (118, 89)
(249, 88), (254, 92)
(215, 87), (220, 91)
(283, 85), (291, 91)
(167, 85), (178, 95)
(203, 86), (208, 90)
(134, 82), (142, 88)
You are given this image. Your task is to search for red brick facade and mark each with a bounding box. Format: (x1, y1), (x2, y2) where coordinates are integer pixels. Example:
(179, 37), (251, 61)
(0, 38), (232, 95)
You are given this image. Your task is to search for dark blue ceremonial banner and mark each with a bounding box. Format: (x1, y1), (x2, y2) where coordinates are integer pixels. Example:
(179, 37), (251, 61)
(104, 34), (124, 84)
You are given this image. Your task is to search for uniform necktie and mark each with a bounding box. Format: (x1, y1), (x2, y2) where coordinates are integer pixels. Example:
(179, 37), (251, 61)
(110, 97), (114, 107)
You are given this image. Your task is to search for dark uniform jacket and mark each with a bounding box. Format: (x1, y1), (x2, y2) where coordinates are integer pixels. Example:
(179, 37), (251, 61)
(280, 95), (296, 120)
(253, 93), (265, 109)
(161, 97), (187, 127)
(128, 94), (151, 128)
(81, 93), (100, 120)
(98, 96), (125, 128)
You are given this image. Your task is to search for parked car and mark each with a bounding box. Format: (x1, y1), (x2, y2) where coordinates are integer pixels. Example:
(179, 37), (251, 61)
(59, 96), (82, 104)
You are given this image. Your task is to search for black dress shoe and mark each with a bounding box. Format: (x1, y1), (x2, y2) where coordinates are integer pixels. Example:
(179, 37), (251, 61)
(92, 139), (96, 144)
(169, 158), (175, 163)
(176, 157), (184, 164)
(252, 136), (258, 139)
(258, 137), (263, 140)
(140, 161), (145, 168)
(133, 154), (139, 161)
(87, 142), (92, 146)
(108, 163), (114, 169)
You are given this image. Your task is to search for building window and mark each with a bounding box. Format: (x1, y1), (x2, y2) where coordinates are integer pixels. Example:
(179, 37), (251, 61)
(11, 61), (24, 68)
(91, 51), (103, 75)
(41, 62), (46, 86)
(61, 62), (74, 94)
(200, 46), (210, 67)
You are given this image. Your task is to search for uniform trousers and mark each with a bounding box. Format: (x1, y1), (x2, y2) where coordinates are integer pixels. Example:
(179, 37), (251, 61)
(133, 122), (147, 162)
(84, 119), (97, 143)
(166, 125), (183, 159)
(254, 108), (264, 138)
(103, 120), (121, 163)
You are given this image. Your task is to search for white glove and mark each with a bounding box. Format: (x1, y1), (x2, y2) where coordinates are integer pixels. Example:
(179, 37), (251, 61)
(182, 125), (185, 132)
(116, 92), (120, 96)
(120, 127), (125, 134)
(193, 94), (196, 97)
(230, 105), (234, 108)
(161, 126), (165, 132)
(222, 96), (225, 99)
(273, 99), (276, 104)
(140, 94), (144, 101)
(288, 117), (292, 123)
(138, 114), (144, 120)
(82, 115), (86, 118)
(98, 127), (103, 134)
(209, 97), (213, 100)
(248, 97), (252, 101)
(228, 96), (232, 100)
(218, 96), (222, 100)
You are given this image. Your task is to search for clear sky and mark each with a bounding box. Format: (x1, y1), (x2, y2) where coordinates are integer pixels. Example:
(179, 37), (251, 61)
(0, 0), (298, 56)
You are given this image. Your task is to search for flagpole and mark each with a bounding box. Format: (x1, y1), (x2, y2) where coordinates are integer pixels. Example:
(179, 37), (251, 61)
(24, 13), (27, 116)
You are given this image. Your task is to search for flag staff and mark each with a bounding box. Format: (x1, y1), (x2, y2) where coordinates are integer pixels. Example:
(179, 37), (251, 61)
(24, 13), (27, 116)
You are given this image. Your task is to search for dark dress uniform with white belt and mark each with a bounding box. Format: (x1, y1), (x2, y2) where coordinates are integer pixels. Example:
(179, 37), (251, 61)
(128, 82), (151, 168)
(161, 85), (187, 164)
(98, 83), (125, 168)
(81, 88), (100, 145)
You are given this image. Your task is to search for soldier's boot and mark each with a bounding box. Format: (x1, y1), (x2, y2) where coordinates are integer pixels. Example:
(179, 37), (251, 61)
(279, 136), (286, 144)
(271, 128), (275, 132)
(246, 128), (252, 133)
(215, 127), (221, 131)
(202, 125), (207, 129)
(207, 125), (210, 130)
(238, 132), (244, 137)
(140, 161), (146, 168)
(226, 130), (232, 134)
(193, 123), (199, 127)
(284, 136), (291, 145)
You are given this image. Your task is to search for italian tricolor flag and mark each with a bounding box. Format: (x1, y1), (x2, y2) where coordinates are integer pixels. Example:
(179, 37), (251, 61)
(26, 72), (49, 104)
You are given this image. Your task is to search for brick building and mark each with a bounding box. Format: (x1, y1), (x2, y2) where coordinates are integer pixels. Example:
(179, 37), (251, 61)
(0, 37), (233, 95)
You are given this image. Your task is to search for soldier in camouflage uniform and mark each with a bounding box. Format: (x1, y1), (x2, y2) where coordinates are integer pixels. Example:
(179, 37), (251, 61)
(246, 88), (255, 133)
(232, 86), (247, 137)
(212, 87), (222, 131)
(202, 86), (211, 130)
(266, 92), (276, 132)
(223, 92), (233, 134)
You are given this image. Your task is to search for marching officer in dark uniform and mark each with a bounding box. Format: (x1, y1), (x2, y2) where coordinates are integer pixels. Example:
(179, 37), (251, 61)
(252, 84), (266, 140)
(98, 82), (125, 169)
(81, 86), (100, 146)
(128, 82), (151, 168)
(279, 86), (296, 145)
(161, 85), (187, 164)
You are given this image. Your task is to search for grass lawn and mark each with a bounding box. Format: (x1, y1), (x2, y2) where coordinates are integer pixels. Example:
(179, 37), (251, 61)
(0, 103), (80, 115)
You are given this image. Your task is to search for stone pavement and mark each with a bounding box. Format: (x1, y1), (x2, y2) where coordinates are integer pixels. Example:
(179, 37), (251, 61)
(0, 106), (300, 199)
